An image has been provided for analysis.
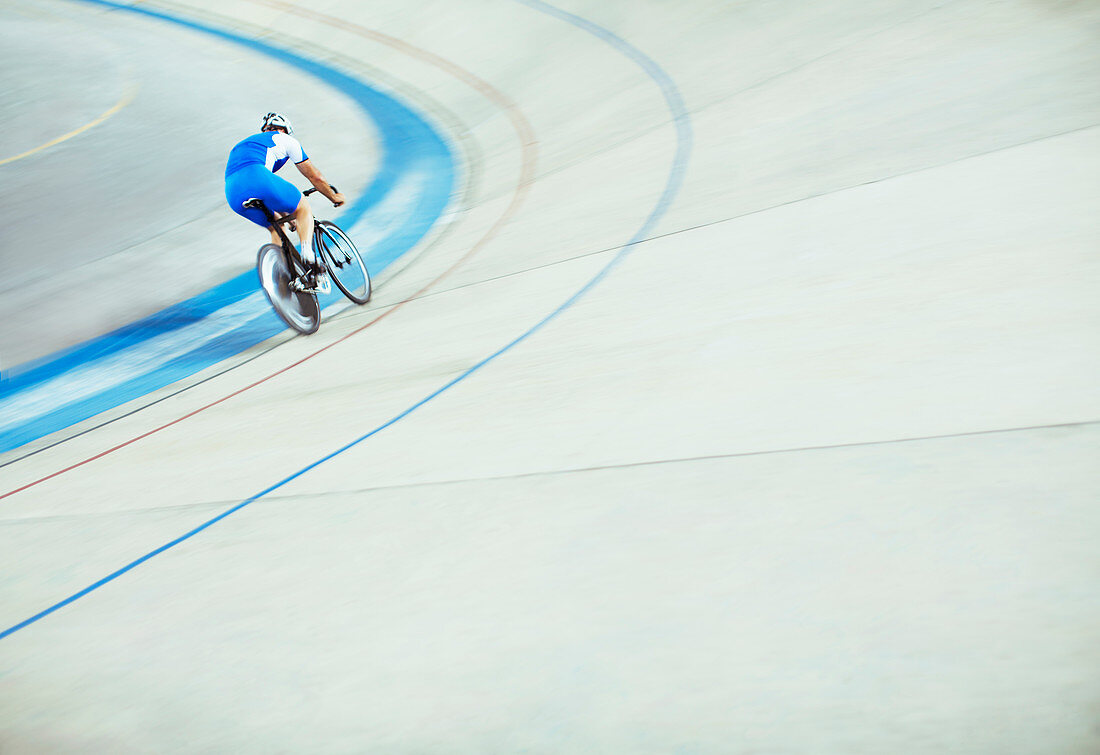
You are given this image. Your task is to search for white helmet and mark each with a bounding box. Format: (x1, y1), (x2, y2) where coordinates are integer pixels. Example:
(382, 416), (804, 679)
(261, 111), (294, 135)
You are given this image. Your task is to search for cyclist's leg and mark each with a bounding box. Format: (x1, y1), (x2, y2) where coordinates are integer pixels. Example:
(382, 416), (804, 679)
(290, 197), (316, 266)
(260, 172), (316, 266)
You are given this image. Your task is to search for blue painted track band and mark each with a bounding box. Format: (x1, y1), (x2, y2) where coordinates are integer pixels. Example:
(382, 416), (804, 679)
(0, 0), (690, 641)
(0, 0), (455, 454)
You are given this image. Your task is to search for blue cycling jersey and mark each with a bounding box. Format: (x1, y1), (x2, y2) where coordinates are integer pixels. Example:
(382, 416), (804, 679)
(224, 131), (311, 227)
(224, 131), (309, 177)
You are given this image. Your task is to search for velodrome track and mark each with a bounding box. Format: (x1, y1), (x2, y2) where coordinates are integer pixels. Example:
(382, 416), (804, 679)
(2, 0), (1099, 750)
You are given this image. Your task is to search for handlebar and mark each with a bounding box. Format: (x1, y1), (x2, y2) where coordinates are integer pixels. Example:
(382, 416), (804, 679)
(303, 184), (338, 197)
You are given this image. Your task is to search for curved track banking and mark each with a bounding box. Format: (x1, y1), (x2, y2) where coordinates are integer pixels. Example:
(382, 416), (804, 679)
(0, 1), (537, 497)
(2, 1), (1098, 751)
(0, 0), (680, 638)
(0, 0), (457, 452)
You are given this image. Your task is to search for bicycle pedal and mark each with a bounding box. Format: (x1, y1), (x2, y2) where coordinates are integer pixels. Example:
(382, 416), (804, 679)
(289, 272), (330, 295)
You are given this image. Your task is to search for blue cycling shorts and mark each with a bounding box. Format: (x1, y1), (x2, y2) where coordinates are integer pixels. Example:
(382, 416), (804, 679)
(225, 164), (303, 227)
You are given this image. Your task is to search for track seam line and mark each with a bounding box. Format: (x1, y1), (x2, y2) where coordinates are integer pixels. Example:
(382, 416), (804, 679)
(467, 121), (1100, 281)
(260, 417), (1100, 497)
(353, 124), (1100, 308)
(633, 121), (1100, 242)
(7, 418), (1093, 526)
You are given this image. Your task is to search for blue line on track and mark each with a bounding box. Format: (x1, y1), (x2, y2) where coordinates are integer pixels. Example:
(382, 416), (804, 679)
(0, 0), (691, 641)
(0, 0), (455, 454)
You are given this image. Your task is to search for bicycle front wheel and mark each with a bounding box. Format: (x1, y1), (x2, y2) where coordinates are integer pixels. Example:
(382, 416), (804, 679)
(314, 220), (371, 304)
(257, 243), (320, 334)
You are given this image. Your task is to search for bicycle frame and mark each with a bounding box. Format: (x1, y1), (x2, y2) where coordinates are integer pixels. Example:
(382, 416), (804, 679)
(242, 186), (336, 276)
(243, 200), (305, 275)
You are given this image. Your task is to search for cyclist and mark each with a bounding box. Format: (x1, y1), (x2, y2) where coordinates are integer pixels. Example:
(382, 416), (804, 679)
(224, 112), (345, 288)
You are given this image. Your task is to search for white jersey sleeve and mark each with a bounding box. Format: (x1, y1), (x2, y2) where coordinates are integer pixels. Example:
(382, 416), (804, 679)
(265, 132), (309, 171)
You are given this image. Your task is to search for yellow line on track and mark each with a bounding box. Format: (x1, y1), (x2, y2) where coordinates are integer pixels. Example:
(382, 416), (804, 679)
(0, 85), (138, 167)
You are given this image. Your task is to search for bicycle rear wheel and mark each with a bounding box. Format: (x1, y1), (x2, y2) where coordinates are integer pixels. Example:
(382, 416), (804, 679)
(314, 220), (371, 304)
(257, 243), (320, 334)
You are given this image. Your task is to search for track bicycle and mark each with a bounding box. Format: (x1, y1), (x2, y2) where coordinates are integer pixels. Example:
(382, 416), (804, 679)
(246, 186), (371, 334)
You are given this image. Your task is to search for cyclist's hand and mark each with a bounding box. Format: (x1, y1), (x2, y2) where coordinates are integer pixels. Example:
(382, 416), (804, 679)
(331, 192), (346, 207)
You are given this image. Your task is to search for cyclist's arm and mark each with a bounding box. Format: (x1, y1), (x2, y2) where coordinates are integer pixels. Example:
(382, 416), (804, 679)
(295, 159), (345, 206)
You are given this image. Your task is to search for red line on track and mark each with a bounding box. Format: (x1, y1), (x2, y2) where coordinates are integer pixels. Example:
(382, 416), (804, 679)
(0, 2), (537, 502)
